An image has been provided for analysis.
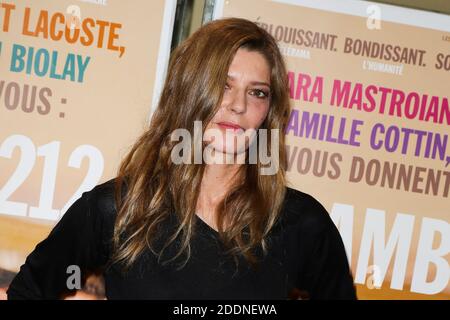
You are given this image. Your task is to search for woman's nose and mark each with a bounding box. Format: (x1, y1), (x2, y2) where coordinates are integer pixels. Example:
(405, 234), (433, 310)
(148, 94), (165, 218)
(227, 89), (247, 114)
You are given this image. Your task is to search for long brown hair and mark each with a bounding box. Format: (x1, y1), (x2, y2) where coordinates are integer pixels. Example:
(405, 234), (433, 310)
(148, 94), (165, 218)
(111, 18), (291, 271)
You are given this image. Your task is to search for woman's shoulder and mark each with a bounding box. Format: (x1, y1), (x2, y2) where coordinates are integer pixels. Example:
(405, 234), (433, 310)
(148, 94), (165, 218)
(80, 177), (123, 218)
(80, 181), (334, 232)
(279, 186), (334, 233)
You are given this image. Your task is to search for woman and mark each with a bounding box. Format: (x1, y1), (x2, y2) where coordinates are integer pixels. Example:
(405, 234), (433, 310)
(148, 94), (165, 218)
(7, 18), (356, 300)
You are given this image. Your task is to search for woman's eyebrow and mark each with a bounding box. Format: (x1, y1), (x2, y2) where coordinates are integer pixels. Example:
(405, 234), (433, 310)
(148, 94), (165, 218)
(227, 75), (271, 88)
(250, 81), (271, 88)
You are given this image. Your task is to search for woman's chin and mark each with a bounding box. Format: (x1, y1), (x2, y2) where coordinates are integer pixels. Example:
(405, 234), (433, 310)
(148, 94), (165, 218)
(213, 142), (248, 153)
(204, 144), (247, 164)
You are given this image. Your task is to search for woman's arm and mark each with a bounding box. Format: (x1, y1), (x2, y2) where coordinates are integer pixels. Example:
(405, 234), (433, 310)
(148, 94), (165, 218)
(7, 190), (109, 300)
(295, 195), (357, 300)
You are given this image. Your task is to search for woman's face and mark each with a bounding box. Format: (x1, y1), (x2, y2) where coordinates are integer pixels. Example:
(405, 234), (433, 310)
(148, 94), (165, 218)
(205, 48), (271, 156)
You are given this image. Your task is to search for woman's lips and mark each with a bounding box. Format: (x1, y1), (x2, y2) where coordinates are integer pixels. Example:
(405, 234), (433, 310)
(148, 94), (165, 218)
(216, 122), (244, 131)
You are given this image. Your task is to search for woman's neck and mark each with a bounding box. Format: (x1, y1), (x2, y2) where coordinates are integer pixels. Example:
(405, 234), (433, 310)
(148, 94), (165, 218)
(196, 162), (242, 230)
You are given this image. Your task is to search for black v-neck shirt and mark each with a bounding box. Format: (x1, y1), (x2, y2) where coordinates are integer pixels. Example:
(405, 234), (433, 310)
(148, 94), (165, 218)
(7, 179), (357, 300)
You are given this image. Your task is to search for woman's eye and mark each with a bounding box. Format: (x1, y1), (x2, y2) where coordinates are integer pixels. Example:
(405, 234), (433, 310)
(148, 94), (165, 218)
(225, 83), (231, 90)
(250, 89), (269, 99)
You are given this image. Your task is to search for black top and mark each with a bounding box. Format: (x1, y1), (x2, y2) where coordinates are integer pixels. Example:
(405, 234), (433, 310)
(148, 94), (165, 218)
(7, 179), (356, 300)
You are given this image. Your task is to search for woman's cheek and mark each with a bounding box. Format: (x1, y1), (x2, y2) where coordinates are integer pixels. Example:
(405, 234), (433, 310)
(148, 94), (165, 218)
(255, 103), (270, 127)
